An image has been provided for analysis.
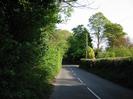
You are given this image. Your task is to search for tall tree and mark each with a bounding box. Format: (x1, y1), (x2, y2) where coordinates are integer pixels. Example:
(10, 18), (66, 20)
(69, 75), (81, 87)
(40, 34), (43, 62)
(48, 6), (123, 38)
(67, 25), (92, 61)
(52, 29), (72, 54)
(104, 23), (126, 48)
(88, 12), (110, 50)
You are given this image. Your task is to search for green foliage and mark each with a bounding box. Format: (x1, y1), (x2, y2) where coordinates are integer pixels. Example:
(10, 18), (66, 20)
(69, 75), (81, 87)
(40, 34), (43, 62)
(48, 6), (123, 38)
(43, 45), (62, 80)
(104, 23), (126, 47)
(43, 30), (70, 80)
(98, 47), (133, 58)
(0, 0), (71, 99)
(53, 29), (71, 55)
(87, 46), (95, 59)
(98, 51), (115, 58)
(66, 25), (92, 62)
(88, 12), (110, 50)
(80, 57), (133, 88)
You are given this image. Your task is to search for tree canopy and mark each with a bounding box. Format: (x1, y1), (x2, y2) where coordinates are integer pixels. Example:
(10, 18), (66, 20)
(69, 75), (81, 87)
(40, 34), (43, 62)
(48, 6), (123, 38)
(66, 25), (92, 61)
(104, 23), (126, 48)
(88, 12), (110, 50)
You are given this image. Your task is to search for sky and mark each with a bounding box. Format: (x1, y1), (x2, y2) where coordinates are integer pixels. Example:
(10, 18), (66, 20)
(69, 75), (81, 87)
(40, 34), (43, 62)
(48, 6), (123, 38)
(57, 0), (133, 41)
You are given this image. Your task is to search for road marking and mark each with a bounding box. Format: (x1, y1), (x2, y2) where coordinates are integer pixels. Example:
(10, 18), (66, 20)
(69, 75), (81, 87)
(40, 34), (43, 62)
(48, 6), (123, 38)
(77, 77), (84, 83)
(87, 87), (101, 99)
(71, 68), (84, 84)
(71, 68), (77, 77)
(70, 68), (102, 99)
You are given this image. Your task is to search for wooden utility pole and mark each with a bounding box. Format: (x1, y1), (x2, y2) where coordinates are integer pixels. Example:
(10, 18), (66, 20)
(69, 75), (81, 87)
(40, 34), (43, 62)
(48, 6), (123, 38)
(85, 31), (88, 59)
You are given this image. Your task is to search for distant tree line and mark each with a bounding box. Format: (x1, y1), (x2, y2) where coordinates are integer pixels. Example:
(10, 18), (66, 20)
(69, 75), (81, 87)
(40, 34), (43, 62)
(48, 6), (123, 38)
(65, 12), (133, 62)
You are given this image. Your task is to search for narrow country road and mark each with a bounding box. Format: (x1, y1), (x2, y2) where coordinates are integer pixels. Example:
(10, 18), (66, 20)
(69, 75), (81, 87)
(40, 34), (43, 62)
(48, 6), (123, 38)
(50, 65), (133, 99)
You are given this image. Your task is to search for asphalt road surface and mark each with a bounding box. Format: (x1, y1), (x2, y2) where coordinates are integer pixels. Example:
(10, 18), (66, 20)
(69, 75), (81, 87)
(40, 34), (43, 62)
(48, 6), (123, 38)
(50, 65), (133, 99)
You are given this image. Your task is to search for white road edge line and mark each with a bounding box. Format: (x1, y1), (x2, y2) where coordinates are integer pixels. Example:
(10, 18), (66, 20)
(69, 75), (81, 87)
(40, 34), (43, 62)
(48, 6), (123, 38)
(71, 68), (77, 77)
(71, 68), (101, 99)
(77, 77), (84, 84)
(87, 87), (101, 99)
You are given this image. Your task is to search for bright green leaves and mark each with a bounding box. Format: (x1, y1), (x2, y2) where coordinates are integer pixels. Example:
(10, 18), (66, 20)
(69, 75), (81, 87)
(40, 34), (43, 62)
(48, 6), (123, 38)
(67, 25), (92, 60)
(88, 12), (110, 50)
(104, 23), (126, 47)
(87, 46), (95, 59)
(0, 0), (72, 99)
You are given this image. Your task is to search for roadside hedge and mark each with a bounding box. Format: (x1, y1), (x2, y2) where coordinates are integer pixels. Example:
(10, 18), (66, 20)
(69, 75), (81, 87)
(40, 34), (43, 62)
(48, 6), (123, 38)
(79, 57), (133, 89)
(0, 1), (69, 99)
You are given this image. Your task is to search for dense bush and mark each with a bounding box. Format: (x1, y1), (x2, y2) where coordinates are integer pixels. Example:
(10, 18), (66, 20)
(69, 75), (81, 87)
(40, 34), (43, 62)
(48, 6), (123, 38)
(87, 46), (95, 59)
(65, 25), (92, 63)
(0, 1), (70, 99)
(80, 57), (133, 89)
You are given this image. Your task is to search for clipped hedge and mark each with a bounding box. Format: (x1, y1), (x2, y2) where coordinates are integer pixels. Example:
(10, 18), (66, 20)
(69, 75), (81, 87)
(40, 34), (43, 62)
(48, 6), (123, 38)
(80, 57), (133, 89)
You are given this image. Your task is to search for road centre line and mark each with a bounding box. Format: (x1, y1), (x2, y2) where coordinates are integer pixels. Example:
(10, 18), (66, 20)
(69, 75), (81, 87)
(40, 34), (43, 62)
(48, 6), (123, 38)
(70, 68), (102, 99)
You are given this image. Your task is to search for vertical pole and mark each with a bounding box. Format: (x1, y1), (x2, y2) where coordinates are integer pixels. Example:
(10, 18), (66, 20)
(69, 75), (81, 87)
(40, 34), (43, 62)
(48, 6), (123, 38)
(85, 30), (88, 59)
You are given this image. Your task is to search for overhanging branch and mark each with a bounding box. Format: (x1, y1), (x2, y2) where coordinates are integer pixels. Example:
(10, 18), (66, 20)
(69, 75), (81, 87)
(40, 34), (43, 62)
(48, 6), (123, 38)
(60, 0), (98, 9)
